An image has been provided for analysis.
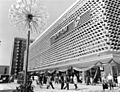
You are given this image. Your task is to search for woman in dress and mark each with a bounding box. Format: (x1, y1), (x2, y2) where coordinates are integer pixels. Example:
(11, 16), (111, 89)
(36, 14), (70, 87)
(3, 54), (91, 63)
(73, 74), (78, 89)
(102, 75), (108, 91)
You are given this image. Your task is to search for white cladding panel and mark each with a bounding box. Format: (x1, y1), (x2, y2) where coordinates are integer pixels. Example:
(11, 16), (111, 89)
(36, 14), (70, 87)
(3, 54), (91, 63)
(28, 0), (120, 71)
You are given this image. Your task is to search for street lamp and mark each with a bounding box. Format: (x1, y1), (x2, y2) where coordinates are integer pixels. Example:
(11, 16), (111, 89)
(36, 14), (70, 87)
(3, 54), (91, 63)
(9, 0), (48, 91)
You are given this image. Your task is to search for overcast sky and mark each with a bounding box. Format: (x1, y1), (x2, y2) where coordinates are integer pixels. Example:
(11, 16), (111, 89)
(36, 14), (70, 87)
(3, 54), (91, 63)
(0, 0), (76, 66)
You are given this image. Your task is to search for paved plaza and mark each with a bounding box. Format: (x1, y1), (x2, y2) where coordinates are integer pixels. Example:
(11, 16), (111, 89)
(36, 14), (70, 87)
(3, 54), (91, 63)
(0, 83), (120, 92)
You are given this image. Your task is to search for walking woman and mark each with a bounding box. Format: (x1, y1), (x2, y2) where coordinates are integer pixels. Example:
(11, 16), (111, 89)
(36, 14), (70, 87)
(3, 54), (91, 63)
(102, 75), (108, 91)
(31, 76), (37, 88)
(73, 74), (78, 89)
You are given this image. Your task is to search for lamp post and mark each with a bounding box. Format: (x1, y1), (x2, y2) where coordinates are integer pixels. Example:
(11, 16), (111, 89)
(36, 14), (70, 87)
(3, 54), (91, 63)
(9, 0), (48, 91)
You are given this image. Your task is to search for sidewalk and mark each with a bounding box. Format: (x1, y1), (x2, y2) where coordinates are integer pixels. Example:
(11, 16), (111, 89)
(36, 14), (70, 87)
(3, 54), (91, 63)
(0, 82), (120, 92)
(0, 83), (19, 90)
(34, 83), (120, 92)
(34, 83), (103, 92)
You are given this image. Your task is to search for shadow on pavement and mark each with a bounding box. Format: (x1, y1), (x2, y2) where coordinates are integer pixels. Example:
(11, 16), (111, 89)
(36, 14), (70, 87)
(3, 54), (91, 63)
(70, 87), (88, 91)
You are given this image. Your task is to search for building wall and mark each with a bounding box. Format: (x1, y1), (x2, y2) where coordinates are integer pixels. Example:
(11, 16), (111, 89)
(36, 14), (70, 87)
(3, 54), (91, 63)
(28, 0), (120, 71)
(10, 37), (34, 76)
(104, 0), (120, 50)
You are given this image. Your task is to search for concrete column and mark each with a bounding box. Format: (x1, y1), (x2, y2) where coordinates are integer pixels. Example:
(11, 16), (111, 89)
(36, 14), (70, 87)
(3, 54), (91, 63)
(82, 71), (85, 84)
(109, 63), (113, 76)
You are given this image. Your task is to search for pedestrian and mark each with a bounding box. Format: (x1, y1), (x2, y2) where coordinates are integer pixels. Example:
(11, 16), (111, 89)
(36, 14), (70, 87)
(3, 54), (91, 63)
(86, 76), (90, 85)
(70, 76), (73, 83)
(38, 75), (43, 88)
(107, 73), (114, 90)
(117, 73), (120, 88)
(79, 75), (82, 83)
(73, 74), (78, 89)
(102, 75), (108, 91)
(55, 75), (59, 84)
(64, 75), (70, 90)
(31, 76), (37, 88)
(60, 74), (65, 89)
(46, 75), (54, 89)
(35, 76), (39, 85)
(90, 76), (93, 85)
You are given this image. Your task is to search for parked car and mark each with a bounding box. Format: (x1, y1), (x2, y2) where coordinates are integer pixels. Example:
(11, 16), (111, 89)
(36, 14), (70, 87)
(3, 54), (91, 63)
(0, 74), (9, 83)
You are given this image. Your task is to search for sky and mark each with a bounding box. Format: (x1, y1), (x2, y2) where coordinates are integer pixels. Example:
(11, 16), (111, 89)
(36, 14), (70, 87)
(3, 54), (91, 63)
(0, 0), (76, 66)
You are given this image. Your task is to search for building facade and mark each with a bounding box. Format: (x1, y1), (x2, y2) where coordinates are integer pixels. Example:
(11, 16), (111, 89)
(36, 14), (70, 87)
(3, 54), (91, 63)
(28, 0), (120, 83)
(10, 37), (33, 76)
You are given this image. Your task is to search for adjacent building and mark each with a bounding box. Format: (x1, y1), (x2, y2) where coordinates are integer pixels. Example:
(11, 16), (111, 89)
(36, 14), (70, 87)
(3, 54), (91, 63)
(28, 0), (120, 83)
(10, 37), (34, 77)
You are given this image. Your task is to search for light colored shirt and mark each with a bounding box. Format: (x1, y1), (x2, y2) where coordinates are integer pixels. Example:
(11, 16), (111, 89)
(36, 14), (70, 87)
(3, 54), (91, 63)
(117, 76), (120, 83)
(107, 75), (113, 80)
(34, 76), (38, 80)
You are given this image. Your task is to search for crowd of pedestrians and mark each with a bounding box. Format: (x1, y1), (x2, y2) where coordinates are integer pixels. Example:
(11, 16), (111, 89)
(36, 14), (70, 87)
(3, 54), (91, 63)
(28, 72), (120, 91)
(29, 73), (79, 90)
(9, 70), (120, 91)
(101, 73), (120, 91)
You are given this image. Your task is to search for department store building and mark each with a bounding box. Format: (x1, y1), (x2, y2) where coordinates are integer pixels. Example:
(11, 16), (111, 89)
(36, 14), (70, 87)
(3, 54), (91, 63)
(28, 0), (120, 83)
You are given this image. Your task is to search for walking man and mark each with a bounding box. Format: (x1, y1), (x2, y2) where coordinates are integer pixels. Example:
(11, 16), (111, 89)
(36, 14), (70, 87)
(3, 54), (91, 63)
(117, 73), (120, 88)
(60, 74), (65, 89)
(64, 75), (70, 90)
(107, 73), (114, 90)
(39, 75), (43, 88)
(46, 75), (54, 89)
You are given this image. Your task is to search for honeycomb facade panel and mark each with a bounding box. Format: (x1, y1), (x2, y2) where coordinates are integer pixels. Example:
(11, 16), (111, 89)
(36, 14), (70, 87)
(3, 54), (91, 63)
(104, 0), (120, 51)
(28, 0), (120, 71)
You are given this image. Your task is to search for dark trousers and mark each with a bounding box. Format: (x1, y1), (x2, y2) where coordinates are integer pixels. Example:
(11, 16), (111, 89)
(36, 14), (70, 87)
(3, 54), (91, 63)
(47, 82), (54, 89)
(74, 84), (78, 89)
(108, 80), (113, 90)
(109, 83), (113, 90)
(61, 82), (64, 89)
(103, 83), (108, 90)
(64, 83), (69, 90)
